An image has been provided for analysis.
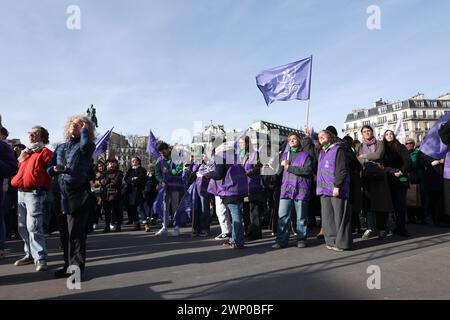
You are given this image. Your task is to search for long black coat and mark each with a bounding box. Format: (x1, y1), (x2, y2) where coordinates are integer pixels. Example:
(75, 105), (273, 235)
(124, 166), (147, 206)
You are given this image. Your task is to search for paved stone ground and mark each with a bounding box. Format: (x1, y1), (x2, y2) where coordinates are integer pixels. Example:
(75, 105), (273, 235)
(1, 223), (449, 300)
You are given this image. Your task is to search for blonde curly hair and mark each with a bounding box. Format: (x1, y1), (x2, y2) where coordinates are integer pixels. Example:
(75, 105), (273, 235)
(63, 115), (96, 141)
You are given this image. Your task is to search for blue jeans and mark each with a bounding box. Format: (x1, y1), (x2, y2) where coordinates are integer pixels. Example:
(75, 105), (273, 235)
(17, 191), (47, 262)
(226, 200), (245, 246)
(276, 199), (308, 246)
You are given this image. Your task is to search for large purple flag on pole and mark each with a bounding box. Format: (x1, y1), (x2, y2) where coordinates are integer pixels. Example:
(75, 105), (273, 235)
(420, 113), (450, 159)
(95, 127), (114, 157)
(256, 56), (312, 106)
(146, 130), (160, 158)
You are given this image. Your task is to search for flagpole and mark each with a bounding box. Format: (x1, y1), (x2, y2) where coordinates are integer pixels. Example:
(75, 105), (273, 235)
(306, 55), (313, 129)
(306, 99), (311, 129)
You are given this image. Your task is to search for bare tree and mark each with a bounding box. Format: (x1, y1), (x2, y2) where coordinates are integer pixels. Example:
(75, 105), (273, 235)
(126, 134), (140, 148)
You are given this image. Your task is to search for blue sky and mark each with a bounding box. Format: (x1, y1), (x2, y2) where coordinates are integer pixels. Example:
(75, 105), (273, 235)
(1, 0), (450, 145)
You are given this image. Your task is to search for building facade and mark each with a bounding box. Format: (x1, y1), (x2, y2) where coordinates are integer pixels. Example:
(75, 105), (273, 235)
(103, 131), (151, 172)
(344, 92), (450, 143)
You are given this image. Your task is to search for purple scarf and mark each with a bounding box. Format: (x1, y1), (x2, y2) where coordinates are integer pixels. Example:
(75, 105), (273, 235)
(362, 137), (377, 155)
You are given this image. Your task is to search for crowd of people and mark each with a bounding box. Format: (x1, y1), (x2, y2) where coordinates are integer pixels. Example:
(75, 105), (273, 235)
(1, 113), (449, 279)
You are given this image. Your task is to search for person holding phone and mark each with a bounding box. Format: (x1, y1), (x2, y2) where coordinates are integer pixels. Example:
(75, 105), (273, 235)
(47, 115), (96, 279)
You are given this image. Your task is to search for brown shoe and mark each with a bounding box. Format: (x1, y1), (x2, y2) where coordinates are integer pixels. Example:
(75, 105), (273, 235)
(144, 224), (151, 232)
(223, 241), (244, 249)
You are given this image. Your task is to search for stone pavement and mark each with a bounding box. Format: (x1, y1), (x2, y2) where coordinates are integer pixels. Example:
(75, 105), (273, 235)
(1, 223), (449, 300)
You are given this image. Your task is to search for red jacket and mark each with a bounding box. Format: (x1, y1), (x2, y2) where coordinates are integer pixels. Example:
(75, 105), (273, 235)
(11, 147), (53, 191)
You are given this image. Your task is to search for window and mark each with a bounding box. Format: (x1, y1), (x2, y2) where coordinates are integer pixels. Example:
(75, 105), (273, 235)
(433, 110), (437, 118)
(379, 106), (387, 114)
(392, 102), (402, 111)
(425, 122), (430, 130)
(363, 120), (371, 126)
(429, 101), (437, 108)
(413, 111), (417, 118)
(402, 111), (408, 119)
(346, 124), (350, 130)
(415, 122), (420, 130)
(416, 101), (424, 108)
(422, 111), (427, 118)
(393, 114), (398, 122)
(354, 132), (358, 140)
(377, 116), (387, 124)
(404, 123), (409, 131)
(443, 101), (450, 108)
(354, 123), (357, 129)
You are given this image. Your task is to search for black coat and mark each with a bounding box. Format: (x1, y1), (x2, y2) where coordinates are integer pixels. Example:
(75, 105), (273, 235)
(124, 166), (147, 206)
(382, 141), (412, 189)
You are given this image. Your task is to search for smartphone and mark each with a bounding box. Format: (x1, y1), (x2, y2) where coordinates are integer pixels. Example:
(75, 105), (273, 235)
(54, 165), (67, 173)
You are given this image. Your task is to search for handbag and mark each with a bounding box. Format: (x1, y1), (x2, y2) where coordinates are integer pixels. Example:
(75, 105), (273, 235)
(363, 161), (385, 180)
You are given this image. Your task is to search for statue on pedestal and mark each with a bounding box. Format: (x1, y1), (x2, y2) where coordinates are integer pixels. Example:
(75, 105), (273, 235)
(86, 104), (98, 128)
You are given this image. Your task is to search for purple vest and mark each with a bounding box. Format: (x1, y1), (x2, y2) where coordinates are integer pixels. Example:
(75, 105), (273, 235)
(207, 179), (219, 196)
(444, 151), (450, 180)
(317, 145), (350, 199)
(243, 152), (262, 196)
(280, 151), (311, 201)
(159, 160), (184, 193)
(217, 164), (248, 197)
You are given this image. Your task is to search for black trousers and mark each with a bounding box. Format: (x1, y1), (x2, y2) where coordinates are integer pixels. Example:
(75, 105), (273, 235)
(104, 200), (122, 226)
(390, 187), (408, 231)
(58, 209), (90, 271)
(58, 187), (92, 272)
(127, 205), (140, 224)
(243, 200), (263, 239)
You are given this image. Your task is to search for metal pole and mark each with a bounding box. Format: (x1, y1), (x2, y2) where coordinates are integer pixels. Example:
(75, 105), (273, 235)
(306, 99), (311, 129)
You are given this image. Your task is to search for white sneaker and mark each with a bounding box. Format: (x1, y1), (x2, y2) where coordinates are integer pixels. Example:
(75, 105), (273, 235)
(362, 229), (372, 240)
(156, 227), (168, 236)
(110, 224), (116, 231)
(326, 245), (334, 250)
(36, 260), (48, 272)
(93, 224), (98, 230)
(172, 227), (180, 237)
(215, 233), (230, 240)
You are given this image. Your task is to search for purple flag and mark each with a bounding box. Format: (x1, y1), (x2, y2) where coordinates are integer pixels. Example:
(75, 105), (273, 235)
(151, 186), (166, 219)
(95, 127), (113, 157)
(420, 113), (450, 160)
(256, 56), (312, 106)
(173, 183), (196, 228)
(146, 130), (160, 158)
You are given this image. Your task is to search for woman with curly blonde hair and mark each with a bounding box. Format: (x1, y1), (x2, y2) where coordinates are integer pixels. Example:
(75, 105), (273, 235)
(63, 115), (96, 141)
(47, 115), (96, 279)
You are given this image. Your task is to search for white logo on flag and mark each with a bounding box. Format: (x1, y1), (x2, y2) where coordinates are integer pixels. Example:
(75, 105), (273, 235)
(277, 68), (299, 96)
